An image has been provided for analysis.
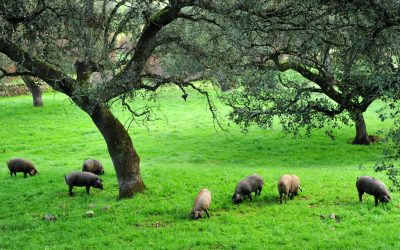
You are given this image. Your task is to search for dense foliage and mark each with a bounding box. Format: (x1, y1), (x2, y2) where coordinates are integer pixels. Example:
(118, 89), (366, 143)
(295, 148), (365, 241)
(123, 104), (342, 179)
(219, 0), (400, 145)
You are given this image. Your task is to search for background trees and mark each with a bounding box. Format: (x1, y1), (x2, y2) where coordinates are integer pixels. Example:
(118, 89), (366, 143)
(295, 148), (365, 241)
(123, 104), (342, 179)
(222, 0), (400, 145)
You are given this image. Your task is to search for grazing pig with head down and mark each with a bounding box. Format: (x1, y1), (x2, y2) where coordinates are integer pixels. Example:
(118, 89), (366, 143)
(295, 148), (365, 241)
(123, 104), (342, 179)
(82, 159), (105, 175)
(7, 158), (38, 178)
(191, 189), (211, 220)
(232, 174), (264, 204)
(356, 176), (391, 206)
(65, 172), (103, 196)
(277, 175), (302, 204)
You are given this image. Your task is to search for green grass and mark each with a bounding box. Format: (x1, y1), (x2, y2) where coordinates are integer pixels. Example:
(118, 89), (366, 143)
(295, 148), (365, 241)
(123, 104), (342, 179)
(0, 88), (399, 249)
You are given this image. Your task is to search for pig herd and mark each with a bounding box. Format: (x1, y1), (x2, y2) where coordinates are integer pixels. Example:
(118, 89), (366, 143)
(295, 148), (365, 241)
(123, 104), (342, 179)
(6, 158), (104, 196)
(6, 158), (393, 220)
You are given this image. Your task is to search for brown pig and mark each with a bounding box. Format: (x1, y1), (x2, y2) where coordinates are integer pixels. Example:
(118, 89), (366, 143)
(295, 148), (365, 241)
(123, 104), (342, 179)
(7, 158), (38, 178)
(82, 159), (105, 175)
(277, 175), (302, 204)
(191, 189), (212, 220)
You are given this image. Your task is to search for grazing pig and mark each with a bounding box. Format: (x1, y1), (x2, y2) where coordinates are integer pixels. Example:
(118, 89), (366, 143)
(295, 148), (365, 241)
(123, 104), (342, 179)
(356, 176), (391, 206)
(191, 189), (212, 220)
(232, 174), (264, 204)
(7, 158), (38, 178)
(65, 172), (103, 196)
(278, 175), (302, 204)
(82, 159), (105, 175)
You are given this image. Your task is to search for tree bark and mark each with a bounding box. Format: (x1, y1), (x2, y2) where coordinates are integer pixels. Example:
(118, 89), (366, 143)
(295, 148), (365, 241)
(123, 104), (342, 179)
(21, 76), (43, 107)
(352, 112), (370, 145)
(89, 104), (146, 198)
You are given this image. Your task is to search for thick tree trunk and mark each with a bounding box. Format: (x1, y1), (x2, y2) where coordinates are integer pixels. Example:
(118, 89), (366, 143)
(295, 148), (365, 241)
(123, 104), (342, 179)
(352, 112), (370, 145)
(90, 105), (146, 198)
(21, 76), (43, 107)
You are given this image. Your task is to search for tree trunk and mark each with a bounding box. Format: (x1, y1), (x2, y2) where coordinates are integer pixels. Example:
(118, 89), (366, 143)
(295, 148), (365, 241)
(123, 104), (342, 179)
(352, 112), (370, 145)
(89, 105), (146, 199)
(21, 76), (43, 107)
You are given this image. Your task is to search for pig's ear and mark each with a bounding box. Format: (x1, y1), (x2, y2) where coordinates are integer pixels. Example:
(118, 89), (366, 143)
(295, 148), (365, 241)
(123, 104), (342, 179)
(97, 178), (103, 184)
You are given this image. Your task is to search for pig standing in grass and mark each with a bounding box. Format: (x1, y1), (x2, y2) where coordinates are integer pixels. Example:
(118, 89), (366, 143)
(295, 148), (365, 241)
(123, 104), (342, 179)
(232, 174), (264, 204)
(277, 175), (302, 204)
(82, 159), (105, 175)
(7, 158), (38, 178)
(65, 172), (103, 196)
(191, 189), (211, 220)
(356, 176), (391, 206)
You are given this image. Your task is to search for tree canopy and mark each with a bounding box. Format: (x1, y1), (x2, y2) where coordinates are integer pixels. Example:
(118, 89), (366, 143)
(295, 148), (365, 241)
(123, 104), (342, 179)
(219, 0), (400, 144)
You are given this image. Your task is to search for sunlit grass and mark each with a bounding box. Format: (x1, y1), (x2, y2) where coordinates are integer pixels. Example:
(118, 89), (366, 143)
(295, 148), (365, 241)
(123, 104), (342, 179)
(0, 88), (398, 249)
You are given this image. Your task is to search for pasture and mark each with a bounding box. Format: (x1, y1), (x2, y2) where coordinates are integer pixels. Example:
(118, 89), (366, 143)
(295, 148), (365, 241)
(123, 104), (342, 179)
(0, 88), (398, 249)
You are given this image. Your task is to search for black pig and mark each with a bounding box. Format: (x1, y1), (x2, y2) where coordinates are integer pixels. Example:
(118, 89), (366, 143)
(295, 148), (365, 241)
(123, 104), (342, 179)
(356, 176), (391, 206)
(65, 172), (103, 196)
(232, 174), (264, 204)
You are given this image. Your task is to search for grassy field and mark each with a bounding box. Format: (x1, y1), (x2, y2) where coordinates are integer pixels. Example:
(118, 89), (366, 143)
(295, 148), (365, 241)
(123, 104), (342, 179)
(0, 88), (399, 249)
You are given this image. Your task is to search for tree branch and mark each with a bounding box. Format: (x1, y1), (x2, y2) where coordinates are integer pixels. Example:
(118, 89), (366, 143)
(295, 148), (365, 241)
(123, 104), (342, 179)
(270, 53), (346, 105)
(100, 3), (195, 102)
(1, 0), (46, 24)
(139, 73), (224, 131)
(308, 103), (345, 118)
(108, 6), (137, 51)
(103, 0), (128, 50)
(0, 38), (76, 97)
(0, 67), (36, 79)
(177, 13), (221, 27)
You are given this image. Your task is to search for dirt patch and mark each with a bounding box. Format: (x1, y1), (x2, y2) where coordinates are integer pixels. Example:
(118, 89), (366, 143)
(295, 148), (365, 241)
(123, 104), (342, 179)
(347, 134), (381, 145)
(368, 135), (380, 143)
